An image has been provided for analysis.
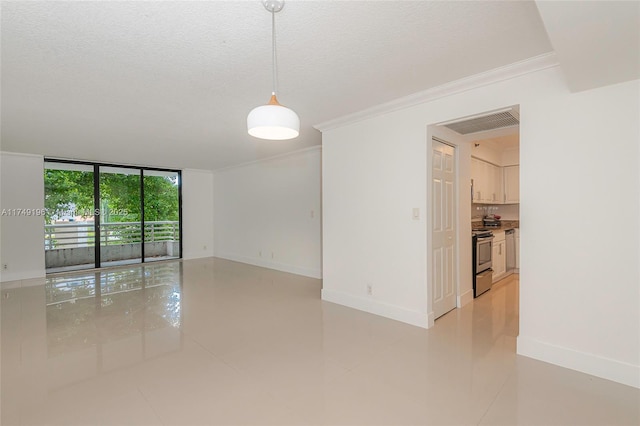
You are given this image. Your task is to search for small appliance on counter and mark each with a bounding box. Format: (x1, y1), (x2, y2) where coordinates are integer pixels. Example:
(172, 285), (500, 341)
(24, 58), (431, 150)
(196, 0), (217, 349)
(483, 214), (501, 228)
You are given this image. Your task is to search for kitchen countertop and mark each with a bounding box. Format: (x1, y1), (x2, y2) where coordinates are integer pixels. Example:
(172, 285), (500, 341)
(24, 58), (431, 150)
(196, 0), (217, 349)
(479, 227), (516, 234)
(471, 220), (519, 232)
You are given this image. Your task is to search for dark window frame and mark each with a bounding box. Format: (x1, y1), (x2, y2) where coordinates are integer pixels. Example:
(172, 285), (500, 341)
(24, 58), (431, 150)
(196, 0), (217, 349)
(44, 158), (183, 270)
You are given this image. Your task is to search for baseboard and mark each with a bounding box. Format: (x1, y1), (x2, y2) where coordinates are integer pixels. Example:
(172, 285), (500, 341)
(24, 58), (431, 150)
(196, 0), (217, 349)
(321, 288), (428, 329)
(183, 250), (215, 261)
(215, 253), (322, 279)
(517, 336), (640, 389)
(1, 279), (22, 290)
(1, 276), (46, 290)
(427, 311), (435, 328)
(457, 289), (474, 308)
(0, 269), (45, 284)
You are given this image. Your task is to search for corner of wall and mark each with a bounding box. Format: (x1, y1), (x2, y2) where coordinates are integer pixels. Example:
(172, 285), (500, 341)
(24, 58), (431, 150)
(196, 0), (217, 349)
(457, 289), (474, 308)
(181, 168), (215, 262)
(213, 147), (322, 280)
(0, 152), (46, 282)
(321, 288), (429, 329)
(517, 335), (640, 389)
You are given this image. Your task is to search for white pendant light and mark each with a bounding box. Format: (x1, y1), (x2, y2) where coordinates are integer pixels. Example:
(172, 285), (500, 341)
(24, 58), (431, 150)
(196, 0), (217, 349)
(247, 0), (299, 140)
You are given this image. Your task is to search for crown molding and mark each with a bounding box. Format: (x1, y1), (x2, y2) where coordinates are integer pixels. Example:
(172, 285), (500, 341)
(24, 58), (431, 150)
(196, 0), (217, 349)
(0, 151), (44, 160)
(314, 52), (559, 132)
(213, 145), (321, 174)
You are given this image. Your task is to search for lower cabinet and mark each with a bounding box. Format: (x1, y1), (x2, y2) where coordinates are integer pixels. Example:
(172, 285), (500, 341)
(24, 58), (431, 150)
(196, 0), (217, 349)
(492, 231), (507, 283)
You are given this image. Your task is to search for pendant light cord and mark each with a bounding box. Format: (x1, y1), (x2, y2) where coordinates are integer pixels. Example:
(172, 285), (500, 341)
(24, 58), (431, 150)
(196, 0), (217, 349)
(271, 9), (278, 96)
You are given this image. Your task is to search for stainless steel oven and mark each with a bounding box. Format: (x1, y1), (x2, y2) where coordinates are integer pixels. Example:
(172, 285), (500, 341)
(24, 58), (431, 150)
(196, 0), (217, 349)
(472, 230), (493, 297)
(475, 234), (493, 272)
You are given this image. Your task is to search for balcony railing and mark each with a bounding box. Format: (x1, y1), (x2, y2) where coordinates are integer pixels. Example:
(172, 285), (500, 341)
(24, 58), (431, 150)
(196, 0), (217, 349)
(45, 221), (179, 250)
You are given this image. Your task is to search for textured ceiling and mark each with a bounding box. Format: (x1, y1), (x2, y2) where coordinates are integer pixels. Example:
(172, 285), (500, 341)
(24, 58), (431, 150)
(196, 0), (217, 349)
(1, 1), (553, 170)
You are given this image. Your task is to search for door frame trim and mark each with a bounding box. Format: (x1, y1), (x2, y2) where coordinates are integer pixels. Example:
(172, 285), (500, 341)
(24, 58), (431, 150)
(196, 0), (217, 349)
(426, 135), (461, 327)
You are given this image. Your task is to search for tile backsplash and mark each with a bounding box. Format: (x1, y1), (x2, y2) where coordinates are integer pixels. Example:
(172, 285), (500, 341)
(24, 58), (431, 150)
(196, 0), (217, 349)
(472, 203), (520, 229)
(472, 203), (520, 221)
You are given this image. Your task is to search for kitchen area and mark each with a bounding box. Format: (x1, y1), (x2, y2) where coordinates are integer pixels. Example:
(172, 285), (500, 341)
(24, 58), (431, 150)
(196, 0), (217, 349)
(435, 106), (521, 306)
(470, 126), (520, 298)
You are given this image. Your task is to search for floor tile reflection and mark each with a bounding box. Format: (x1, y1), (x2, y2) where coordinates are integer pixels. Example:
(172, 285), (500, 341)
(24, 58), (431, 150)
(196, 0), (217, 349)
(1, 259), (638, 425)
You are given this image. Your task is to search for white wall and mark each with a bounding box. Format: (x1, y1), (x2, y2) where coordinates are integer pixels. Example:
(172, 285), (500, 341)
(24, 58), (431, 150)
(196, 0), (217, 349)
(213, 147), (322, 278)
(0, 152), (46, 283)
(501, 147), (520, 166)
(181, 169), (214, 260)
(321, 67), (639, 388)
(470, 143), (503, 165)
(518, 79), (639, 388)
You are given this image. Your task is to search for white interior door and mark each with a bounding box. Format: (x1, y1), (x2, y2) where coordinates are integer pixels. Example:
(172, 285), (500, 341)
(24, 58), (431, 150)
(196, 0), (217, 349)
(431, 139), (457, 319)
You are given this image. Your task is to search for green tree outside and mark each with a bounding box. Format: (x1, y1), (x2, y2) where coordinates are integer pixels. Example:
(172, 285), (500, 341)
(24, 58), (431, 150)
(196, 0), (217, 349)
(44, 169), (179, 224)
(44, 169), (94, 223)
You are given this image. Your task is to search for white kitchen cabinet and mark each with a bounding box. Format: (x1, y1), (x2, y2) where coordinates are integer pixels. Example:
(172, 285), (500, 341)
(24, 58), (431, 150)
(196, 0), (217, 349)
(471, 158), (486, 203)
(490, 163), (503, 203)
(472, 159), (519, 205)
(503, 165), (519, 204)
(492, 231), (506, 282)
(471, 157), (503, 204)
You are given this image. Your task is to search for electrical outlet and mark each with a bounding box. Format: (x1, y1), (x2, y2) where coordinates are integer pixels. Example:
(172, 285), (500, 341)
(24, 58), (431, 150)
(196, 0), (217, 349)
(2, 264), (7, 270)
(203, 245), (207, 251)
(366, 284), (373, 296)
(259, 251), (262, 257)
(271, 252), (274, 259)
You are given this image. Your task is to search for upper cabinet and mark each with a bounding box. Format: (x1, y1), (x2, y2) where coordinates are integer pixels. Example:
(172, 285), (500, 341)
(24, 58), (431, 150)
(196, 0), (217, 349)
(491, 163), (503, 203)
(464, 117), (519, 205)
(470, 158), (484, 202)
(471, 157), (504, 204)
(471, 158), (518, 205)
(503, 165), (519, 204)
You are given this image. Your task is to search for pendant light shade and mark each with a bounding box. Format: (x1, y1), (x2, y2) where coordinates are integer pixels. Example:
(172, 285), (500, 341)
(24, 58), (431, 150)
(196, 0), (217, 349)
(247, 95), (300, 140)
(247, 0), (299, 140)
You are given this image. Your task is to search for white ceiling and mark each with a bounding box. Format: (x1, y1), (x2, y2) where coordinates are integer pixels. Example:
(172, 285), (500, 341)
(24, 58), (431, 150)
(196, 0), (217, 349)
(536, 1), (640, 93)
(473, 133), (520, 151)
(0, 1), (636, 170)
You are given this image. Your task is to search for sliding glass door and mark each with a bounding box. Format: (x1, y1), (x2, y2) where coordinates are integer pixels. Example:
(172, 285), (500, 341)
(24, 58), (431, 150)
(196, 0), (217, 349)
(99, 166), (142, 267)
(44, 160), (181, 273)
(143, 170), (180, 262)
(44, 162), (96, 272)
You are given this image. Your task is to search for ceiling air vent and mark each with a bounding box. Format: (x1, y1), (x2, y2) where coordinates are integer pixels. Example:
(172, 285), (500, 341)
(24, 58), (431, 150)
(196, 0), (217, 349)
(442, 109), (519, 135)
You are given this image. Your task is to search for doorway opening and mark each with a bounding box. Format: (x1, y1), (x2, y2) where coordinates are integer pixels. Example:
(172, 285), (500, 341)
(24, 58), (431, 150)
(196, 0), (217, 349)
(429, 105), (520, 324)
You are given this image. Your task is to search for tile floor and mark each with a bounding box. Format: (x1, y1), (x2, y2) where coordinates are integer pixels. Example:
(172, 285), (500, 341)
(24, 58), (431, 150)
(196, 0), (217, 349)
(1, 258), (638, 425)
